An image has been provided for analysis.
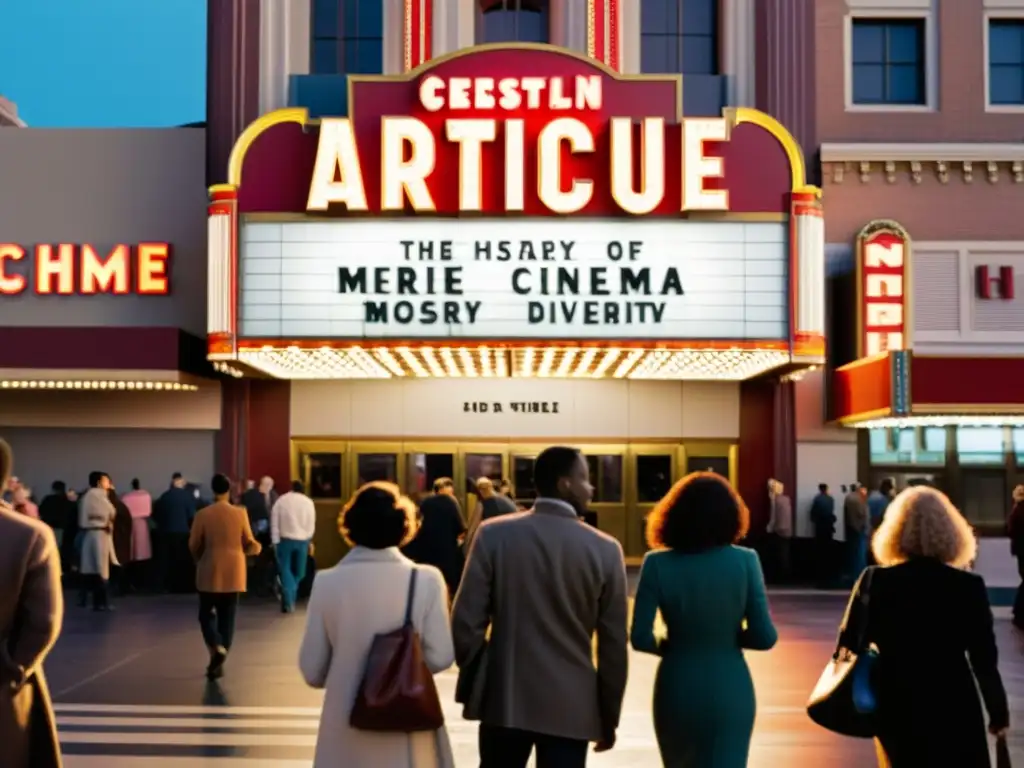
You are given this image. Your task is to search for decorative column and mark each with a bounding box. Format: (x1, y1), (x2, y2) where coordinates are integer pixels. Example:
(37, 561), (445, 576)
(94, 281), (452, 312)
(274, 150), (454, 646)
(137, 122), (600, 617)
(551, 0), (589, 56)
(791, 190), (826, 359)
(207, 185), (238, 359)
(404, 0), (434, 70)
(755, 0), (816, 175)
(207, 0), (262, 185)
(586, 0), (622, 70)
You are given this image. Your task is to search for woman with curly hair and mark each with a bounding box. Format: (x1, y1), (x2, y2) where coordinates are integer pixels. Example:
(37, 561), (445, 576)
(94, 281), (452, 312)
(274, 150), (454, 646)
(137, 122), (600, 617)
(298, 481), (455, 768)
(629, 472), (777, 767)
(837, 486), (1008, 767)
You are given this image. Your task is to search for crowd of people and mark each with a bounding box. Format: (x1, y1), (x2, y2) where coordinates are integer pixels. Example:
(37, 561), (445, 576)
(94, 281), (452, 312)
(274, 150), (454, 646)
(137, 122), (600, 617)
(0, 436), (1014, 767)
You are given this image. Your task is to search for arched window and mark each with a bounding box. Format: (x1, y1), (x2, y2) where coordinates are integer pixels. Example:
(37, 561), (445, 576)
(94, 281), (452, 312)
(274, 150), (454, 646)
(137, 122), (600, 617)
(478, 0), (549, 44)
(641, 0), (719, 75)
(311, 0), (384, 75)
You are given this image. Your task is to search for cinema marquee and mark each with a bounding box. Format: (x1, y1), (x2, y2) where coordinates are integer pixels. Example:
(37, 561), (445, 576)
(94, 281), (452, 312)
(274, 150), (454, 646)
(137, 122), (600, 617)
(205, 44), (826, 381)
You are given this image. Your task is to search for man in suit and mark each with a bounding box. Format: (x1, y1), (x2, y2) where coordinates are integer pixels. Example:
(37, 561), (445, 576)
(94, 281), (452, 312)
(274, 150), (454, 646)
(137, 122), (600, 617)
(402, 476), (466, 599)
(189, 474), (262, 679)
(452, 445), (629, 768)
(0, 439), (64, 768)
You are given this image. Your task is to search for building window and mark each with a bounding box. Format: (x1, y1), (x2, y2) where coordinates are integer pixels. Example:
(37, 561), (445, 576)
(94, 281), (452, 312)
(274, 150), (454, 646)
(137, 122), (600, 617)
(641, 0), (719, 75)
(311, 0), (384, 75)
(478, 0), (549, 44)
(869, 427), (945, 465)
(956, 426), (1006, 465)
(850, 18), (926, 105)
(989, 19), (1024, 106)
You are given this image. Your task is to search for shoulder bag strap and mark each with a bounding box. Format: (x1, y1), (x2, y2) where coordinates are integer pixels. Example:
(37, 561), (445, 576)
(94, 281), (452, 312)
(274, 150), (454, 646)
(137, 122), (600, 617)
(404, 568), (418, 627)
(834, 566), (875, 658)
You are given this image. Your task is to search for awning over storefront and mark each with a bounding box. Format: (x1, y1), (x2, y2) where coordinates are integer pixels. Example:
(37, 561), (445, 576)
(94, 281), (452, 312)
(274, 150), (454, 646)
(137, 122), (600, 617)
(834, 350), (1024, 427)
(0, 327), (215, 388)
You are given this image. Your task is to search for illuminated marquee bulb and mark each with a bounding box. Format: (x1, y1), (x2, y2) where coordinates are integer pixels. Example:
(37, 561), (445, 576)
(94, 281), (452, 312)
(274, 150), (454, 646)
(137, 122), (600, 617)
(537, 118), (594, 214)
(610, 117), (665, 215)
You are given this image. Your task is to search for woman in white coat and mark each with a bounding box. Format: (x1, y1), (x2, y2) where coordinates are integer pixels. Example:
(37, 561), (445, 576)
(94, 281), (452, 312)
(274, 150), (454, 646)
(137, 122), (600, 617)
(78, 471), (118, 611)
(299, 482), (455, 768)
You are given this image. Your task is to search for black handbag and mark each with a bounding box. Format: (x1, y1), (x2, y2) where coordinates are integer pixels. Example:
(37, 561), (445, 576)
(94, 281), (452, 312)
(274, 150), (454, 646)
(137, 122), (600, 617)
(997, 735), (1013, 768)
(807, 567), (879, 738)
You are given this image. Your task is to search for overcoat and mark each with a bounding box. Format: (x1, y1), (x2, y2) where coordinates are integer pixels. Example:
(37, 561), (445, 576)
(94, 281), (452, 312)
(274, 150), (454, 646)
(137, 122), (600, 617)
(78, 488), (118, 579)
(299, 547), (455, 768)
(0, 501), (64, 768)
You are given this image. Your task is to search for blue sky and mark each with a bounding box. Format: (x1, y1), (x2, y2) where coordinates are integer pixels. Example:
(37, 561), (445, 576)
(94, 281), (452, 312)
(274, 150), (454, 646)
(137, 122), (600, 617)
(0, 0), (206, 127)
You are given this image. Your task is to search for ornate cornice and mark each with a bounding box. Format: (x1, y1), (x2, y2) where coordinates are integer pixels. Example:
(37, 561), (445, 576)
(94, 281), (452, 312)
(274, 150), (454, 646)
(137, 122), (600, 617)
(820, 142), (1024, 185)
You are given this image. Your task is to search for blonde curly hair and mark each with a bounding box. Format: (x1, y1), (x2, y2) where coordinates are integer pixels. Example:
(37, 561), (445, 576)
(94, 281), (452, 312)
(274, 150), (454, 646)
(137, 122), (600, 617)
(871, 486), (976, 568)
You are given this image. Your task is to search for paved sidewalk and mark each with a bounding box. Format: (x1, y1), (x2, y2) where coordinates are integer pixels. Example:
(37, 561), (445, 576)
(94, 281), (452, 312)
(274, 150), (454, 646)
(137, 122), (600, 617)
(45, 591), (1024, 766)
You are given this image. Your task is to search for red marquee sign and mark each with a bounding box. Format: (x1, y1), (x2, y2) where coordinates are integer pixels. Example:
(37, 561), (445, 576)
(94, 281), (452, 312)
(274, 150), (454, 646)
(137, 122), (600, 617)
(0, 243), (171, 296)
(856, 220), (910, 359)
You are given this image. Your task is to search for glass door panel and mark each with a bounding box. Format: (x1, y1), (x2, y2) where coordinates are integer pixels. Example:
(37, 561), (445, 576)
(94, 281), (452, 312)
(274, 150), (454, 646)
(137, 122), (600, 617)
(306, 453), (344, 499)
(628, 445), (681, 561)
(403, 445), (456, 505)
(460, 445), (509, 520)
(682, 443), (738, 488)
(348, 442), (404, 497)
(582, 448), (627, 548)
(511, 453), (538, 506)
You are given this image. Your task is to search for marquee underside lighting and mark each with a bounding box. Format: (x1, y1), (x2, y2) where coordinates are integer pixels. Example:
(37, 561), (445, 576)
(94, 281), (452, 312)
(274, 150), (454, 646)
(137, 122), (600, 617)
(236, 346), (792, 381)
(0, 380), (198, 391)
(851, 414), (1024, 429)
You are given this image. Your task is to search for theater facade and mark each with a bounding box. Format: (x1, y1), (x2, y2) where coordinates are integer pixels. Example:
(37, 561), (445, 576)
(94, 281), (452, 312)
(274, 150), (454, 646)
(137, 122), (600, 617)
(206, 44), (825, 564)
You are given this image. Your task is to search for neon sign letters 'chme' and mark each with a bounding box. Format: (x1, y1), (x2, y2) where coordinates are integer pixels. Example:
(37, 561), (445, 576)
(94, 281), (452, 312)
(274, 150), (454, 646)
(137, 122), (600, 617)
(307, 75), (731, 216)
(0, 243), (171, 296)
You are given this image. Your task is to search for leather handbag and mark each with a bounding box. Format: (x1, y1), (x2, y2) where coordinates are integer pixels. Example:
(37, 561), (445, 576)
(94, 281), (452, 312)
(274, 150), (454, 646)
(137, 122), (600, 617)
(349, 569), (445, 732)
(807, 567), (879, 738)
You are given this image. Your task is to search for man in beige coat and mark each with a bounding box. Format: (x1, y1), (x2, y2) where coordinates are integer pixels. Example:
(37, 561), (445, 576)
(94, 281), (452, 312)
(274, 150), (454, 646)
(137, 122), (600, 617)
(188, 473), (261, 679)
(453, 446), (629, 768)
(0, 438), (64, 768)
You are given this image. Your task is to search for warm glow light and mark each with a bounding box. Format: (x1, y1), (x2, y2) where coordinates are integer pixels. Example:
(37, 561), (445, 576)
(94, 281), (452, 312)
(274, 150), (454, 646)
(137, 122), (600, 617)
(0, 380), (198, 391)
(851, 415), (1024, 429)
(235, 346), (792, 381)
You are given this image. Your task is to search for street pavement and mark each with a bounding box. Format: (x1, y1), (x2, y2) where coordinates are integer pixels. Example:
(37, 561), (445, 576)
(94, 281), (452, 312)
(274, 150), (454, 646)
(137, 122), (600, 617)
(45, 590), (1024, 767)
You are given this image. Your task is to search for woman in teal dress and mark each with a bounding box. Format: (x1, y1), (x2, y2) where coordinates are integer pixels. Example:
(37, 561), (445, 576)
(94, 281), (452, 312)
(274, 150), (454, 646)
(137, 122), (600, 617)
(630, 472), (778, 768)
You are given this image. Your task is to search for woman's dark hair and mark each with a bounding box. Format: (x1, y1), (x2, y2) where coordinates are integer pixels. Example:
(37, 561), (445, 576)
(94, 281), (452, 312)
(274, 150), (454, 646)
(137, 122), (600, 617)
(88, 471), (108, 488)
(130, 478), (141, 491)
(340, 482), (418, 550)
(646, 472), (750, 552)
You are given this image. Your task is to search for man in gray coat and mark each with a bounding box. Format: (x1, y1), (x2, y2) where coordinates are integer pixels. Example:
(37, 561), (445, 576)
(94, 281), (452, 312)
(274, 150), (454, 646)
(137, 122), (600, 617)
(452, 446), (629, 768)
(0, 439), (64, 768)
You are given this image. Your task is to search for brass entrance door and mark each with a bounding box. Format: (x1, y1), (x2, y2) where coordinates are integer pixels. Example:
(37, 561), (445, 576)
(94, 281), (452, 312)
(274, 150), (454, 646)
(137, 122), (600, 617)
(293, 440), (347, 568)
(627, 444), (681, 561)
(402, 443), (457, 501)
(460, 444), (510, 520)
(349, 442), (403, 494)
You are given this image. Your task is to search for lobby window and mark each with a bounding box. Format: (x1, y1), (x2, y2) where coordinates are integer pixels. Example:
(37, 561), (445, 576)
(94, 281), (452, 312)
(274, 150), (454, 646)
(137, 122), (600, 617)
(311, 0), (384, 75)
(641, 0), (719, 75)
(989, 20), (1024, 106)
(850, 18), (926, 105)
(869, 427), (945, 465)
(956, 426), (1006, 465)
(478, 0), (549, 44)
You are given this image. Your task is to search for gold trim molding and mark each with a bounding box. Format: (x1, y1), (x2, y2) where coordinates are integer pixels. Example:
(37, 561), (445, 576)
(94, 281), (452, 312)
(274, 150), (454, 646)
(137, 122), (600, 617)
(824, 159), (1024, 185)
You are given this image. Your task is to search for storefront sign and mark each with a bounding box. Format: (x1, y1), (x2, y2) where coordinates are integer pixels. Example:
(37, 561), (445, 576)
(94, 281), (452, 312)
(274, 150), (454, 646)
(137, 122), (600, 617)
(976, 265), (1015, 300)
(239, 218), (787, 340)
(307, 74), (729, 216)
(0, 243), (171, 296)
(464, 400), (560, 414)
(856, 221), (909, 358)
